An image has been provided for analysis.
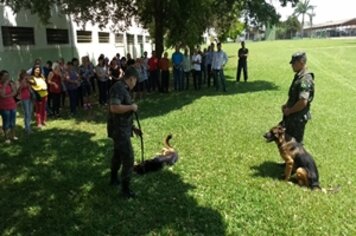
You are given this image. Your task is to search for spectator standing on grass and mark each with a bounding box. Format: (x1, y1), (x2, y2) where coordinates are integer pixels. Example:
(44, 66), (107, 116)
(18, 70), (33, 134)
(182, 48), (191, 90)
(206, 44), (215, 88)
(58, 57), (67, 108)
(0, 70), (18, 143)
(212, 42), (228, 92)
(192, 48), (202, 91)
(159, 52), (171, 93)
(96, 56), (110, 106)
(29, 65), (48, 128)
(148, 51), (160, 92)
(236, 41), (249, 83)
(79, 56), (94, 110)
(172, 46), (184, 91)
(47, 63), (62, 117)
(109, 58), (123, 87)
(65, 62), (80, 115)
(281, 52), (315, 144)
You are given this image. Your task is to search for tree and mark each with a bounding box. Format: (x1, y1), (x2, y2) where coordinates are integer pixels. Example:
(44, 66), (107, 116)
(276, 16), (301, 39)
(1, 0), (299, 57)
(293, 0), (315, 37)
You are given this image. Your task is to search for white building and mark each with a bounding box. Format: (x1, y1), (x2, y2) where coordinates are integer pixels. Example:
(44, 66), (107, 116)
(0, 4), (153, 77)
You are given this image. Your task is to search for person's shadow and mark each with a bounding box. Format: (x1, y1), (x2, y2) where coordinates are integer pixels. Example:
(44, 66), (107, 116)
(0, 128), (226, 235)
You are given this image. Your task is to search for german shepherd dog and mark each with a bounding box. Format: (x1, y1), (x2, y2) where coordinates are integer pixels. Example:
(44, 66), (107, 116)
(263, 124), (321, 190)
(133, 134), (178, 175)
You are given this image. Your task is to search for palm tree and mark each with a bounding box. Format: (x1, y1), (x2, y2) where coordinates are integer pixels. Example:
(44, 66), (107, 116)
(293, 0), (315, 37)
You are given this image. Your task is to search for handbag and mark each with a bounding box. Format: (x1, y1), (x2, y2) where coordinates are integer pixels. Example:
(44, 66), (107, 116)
(30, 89), (43, 101)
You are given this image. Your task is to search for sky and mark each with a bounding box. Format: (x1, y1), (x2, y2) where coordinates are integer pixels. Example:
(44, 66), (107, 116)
(271, 0), (356, 24)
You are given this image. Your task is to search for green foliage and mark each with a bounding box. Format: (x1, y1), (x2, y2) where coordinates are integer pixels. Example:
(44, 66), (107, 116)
(1, 0), (299, 55)
(276, 16), (301, 39)
(293, 0), (315, 35)
(1, 39), (356, 235)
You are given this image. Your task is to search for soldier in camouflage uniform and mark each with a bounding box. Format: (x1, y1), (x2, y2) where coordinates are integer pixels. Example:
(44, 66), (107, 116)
(107, 66), (142, 198)
(282, 52), (315, 144)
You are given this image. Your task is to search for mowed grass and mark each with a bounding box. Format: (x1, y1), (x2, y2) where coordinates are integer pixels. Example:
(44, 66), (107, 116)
(1, 39), (356, 235)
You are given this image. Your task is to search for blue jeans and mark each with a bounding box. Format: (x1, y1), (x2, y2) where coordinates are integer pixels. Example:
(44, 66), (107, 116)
(22, 99), (33, 131)
(0, 109), (16, 131)
(173, 67), (184, 91)
(68, 89), (78, 114)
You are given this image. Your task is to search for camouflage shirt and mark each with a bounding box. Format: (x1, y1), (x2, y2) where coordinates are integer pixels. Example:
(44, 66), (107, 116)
(107, 80), (133, 139)
(287, 69), (315, 119)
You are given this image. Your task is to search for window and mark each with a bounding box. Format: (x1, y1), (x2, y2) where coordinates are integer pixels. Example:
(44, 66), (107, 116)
(127, 34), (134, 44)
(145, 36), (151, 43)
(115, 33), (124, 44)
(137, 35), (143, 44)
(98, 32), (110, 43)
(1, 26), (35, 46)
(46, 28), (69, 44)
(76, 30), (92, 43)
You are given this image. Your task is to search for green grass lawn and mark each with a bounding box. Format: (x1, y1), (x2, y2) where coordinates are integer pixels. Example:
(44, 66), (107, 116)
(1, 39), (356, 235)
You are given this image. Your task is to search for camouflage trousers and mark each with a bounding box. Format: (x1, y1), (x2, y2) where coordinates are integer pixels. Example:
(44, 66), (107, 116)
(284, 116), (308, 143)
(111, 135), (134, 183)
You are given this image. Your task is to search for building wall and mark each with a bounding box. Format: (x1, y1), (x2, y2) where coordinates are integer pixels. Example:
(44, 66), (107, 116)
(0, 4), (152, 77)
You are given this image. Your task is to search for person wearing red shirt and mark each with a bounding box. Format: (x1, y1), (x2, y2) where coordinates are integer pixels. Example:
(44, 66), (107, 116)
(0, 70), (18, 143)
(147, 51), (160, 92)
(18, 70), (33, 134)
(47, 63), (62, 117)
(159, 52), (171, 93)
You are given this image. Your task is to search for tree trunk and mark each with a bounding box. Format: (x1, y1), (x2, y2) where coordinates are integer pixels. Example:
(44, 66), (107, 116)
(154, 0), (164, 59)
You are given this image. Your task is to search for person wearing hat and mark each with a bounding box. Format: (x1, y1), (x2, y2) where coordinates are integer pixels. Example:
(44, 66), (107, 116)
(107, 66), (142, 198)
(281, 52), (315, 144)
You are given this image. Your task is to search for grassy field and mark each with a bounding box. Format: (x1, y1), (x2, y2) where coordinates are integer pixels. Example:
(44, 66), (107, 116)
(1, 39), (356, 235)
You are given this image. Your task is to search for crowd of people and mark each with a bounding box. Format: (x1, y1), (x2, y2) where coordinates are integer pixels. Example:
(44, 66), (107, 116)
(0, 42), (232, 144)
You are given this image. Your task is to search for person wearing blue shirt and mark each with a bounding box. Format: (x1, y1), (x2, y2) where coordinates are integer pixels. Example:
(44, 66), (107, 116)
(171, 46), (184, 91)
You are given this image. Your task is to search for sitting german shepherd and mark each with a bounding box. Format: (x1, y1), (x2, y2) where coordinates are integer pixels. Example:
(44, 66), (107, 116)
(263, 124), (321, 190)
(133, 134), (178, 175)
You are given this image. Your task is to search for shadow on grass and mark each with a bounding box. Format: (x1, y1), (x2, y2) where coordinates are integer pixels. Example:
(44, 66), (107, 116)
(136, 77), (279, 120)
(0, 128), (225, 235)
(47, 76), (279, 124)
(250, 161), (284, 179)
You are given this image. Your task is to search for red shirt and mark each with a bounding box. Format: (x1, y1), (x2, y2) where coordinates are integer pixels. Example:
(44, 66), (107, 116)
(148, 57), (159, 71)
(49, 73), (62, 94)
(159, 58), (170, 71)
(20, 86), (31, 100)
(0, 82), (16, 110)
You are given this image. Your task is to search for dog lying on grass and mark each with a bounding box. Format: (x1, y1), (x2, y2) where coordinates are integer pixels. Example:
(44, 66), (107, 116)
(263, 124), (321, 190)
(133, 134), (178, 175)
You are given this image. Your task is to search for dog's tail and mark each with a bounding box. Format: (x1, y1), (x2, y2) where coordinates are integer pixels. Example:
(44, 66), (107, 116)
(319, 185), (341, 194)
(164, 134), (173, 149)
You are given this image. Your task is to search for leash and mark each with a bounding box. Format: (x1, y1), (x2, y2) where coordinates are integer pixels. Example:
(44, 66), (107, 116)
(134, 112), (145, 164)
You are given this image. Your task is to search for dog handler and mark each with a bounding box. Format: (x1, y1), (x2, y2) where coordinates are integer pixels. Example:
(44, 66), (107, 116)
(107, 66), (142, 198)
(281, 52), (314, 143)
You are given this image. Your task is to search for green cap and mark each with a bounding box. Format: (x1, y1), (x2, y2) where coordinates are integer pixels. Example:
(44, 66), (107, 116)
(290, 52), (307, 64)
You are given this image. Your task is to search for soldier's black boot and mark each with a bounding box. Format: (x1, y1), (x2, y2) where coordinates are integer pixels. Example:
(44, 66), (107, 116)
(122, 181), (136, 199)
(110, 169), (120, 186)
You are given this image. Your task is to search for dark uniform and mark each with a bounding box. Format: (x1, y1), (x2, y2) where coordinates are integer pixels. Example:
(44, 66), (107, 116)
(236, 45), (248, 82)
(284, 68), (315, 143)
(107, 80), (135, 193)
